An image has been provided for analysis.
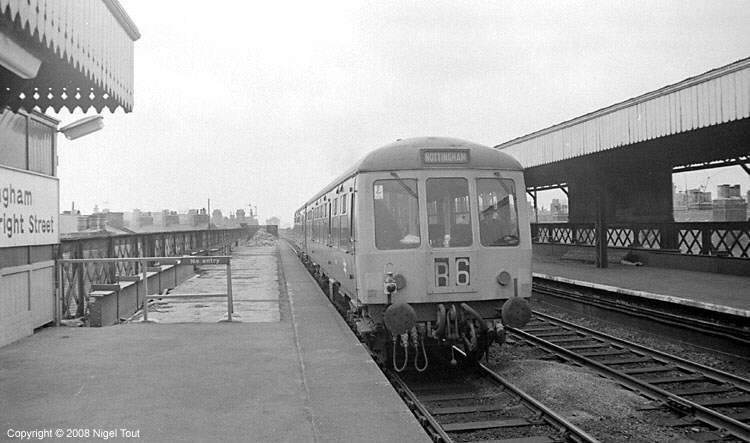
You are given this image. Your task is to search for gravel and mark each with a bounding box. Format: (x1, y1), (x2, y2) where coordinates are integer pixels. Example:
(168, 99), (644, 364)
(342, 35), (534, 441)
(481, 299), (750, 442)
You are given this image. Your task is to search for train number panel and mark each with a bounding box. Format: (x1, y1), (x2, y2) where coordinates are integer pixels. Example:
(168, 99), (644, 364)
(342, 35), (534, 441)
(429, 254), (475, 293)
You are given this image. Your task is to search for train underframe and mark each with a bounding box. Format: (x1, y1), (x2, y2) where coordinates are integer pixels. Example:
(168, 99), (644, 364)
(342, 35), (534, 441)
(299, 252), (531, 372)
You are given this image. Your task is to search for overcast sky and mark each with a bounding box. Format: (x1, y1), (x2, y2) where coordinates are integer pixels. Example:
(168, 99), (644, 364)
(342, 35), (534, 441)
(53, 1), (750, 224)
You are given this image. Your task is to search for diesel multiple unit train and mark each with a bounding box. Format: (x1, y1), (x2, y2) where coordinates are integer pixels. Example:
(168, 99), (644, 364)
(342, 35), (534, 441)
(292, 137), (531, 370)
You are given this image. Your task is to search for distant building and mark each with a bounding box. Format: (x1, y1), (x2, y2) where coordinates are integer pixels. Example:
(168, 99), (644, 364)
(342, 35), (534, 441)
(266, 216), (280, 226)
(125, 209), (154, 228)
(713, 184), (746, 222)
(153, 210), (179, 227)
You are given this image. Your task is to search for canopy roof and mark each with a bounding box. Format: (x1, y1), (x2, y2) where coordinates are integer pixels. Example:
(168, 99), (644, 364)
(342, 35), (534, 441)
(495, 58), (750, 169)
(0, 0), (140, 113)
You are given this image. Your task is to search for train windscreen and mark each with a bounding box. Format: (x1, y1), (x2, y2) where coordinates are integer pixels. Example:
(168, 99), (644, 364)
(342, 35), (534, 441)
(477, 178), (519, 246)
(373, 179), (421, 249)
(426, 178), (473, 248)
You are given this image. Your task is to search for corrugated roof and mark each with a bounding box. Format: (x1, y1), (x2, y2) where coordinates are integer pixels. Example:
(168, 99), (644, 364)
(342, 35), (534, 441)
(495, 58), (750, 168)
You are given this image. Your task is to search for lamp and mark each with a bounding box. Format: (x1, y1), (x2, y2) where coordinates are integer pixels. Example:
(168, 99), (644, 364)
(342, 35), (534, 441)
(58, 115), (104, 140)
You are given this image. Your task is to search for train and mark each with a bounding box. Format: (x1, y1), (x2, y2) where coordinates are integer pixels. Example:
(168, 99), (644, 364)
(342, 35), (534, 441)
(292, 137), (531, 371)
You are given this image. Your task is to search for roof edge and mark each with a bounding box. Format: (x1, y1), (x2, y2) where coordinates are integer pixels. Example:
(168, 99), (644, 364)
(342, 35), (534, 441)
(495, 56), (750, 150)
(102, 0), (141, 41)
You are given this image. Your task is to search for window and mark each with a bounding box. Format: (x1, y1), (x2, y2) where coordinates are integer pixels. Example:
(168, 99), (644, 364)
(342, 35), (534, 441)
(477, 178), (519, 246)
(426, 178), (472, 247)
(373, 179), (420, 250)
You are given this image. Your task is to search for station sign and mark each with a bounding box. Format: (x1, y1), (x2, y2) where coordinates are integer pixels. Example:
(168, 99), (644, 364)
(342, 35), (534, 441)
(182, 256), (230, 265)
(421, 149), (470, 165)
(0, 165), (59, 248)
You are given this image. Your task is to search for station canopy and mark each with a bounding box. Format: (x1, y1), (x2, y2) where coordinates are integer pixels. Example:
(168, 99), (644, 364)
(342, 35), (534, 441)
(495, 58), (750, 188)
(0, 0), (140, 113)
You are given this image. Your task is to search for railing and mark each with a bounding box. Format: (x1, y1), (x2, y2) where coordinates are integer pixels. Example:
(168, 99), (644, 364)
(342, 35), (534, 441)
(531, 222), (750, 259)
(57, 227), (262, 320)
(57, 255), (235, 325)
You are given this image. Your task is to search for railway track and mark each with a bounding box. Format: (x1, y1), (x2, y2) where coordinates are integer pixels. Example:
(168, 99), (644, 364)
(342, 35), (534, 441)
(532, 278), (750, 356)
(509, 311), (750, 441)
(387, 348), (598, 443)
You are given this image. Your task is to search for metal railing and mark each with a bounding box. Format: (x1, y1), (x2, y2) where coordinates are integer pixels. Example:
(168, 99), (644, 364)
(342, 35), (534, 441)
(56, 256), (235, 325)
(56, 226), (274, 320)
(531, 221), (750, 258)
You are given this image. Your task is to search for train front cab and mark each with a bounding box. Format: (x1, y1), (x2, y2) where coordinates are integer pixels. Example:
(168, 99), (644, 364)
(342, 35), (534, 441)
(355, 166), (532, 368)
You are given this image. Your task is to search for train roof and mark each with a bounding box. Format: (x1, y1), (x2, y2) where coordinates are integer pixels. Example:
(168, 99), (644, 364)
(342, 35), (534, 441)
(354, 137), (523, 173)
(297, 137), (523, 211)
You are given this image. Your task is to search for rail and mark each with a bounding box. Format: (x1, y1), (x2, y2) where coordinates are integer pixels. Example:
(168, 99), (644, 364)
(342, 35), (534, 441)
(531, 221), (750, 258)
(56, 256), (234, 324)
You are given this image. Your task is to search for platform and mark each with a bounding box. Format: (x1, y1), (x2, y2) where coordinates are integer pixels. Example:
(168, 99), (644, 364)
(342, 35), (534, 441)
(533, 255), (750, 318)
(0, 243), (429, 443)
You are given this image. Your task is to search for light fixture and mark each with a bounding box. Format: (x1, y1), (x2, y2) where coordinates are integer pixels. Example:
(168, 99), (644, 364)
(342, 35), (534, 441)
(58, 115), (104, 140)
(0, 30), (42, 79)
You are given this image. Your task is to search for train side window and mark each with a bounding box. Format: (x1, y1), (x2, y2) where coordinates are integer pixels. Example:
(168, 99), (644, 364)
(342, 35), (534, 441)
(426, 178), (472, 248)
(477, 178), (519, 246)
(373, 179), (421, 250)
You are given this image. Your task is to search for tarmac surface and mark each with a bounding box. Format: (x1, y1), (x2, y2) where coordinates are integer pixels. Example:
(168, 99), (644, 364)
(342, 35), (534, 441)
(0, 241), (429, 443)
(533, 256), (750, 317)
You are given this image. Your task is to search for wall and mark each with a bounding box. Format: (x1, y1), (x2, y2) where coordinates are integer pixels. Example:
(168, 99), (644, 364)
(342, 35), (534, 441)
(0, 109), (58, 348)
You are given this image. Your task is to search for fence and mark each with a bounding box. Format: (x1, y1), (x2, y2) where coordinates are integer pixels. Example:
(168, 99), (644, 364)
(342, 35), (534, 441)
(531, 221), (750, 258)
(57, 255), (235, 325)
(57, 226), (275, 320)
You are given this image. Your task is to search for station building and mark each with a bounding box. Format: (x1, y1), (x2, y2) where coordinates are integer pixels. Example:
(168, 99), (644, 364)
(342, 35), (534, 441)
(0, 0), (139, 346)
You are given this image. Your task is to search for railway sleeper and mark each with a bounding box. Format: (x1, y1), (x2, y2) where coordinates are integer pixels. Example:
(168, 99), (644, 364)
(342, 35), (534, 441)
(639, 374), (707, 384)
(544, 336), (591, 344)
(564, 343), (610, 350)
(442, 417), (535, 432)
(622, 364), (676, 375)
(596, 356), (654, 365)
(532, 331), (579, 338)
(431, 404), (515, 415)
(697, 394), (750, 407)
(669, 385), (735, 396)
(520, 326), (561, 333)
(577, 349), (629, 357)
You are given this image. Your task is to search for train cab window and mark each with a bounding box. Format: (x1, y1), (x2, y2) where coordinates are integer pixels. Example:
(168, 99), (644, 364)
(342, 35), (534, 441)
(373, 179), (421, 250)
(427, 178), (472, 247)
(477, 178), (519, 246)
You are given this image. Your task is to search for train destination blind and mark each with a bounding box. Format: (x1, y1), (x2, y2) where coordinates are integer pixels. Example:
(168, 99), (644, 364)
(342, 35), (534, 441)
(421, 149), (470, 165)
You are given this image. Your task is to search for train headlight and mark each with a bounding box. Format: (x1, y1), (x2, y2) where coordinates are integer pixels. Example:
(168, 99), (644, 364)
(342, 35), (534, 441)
(384, 275), (397, 294)
(496, 271), (511, 286)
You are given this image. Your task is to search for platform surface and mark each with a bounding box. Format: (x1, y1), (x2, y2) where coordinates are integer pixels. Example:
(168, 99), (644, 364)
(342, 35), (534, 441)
(533, 255), (750, 317)
(0, 243), (429, 443)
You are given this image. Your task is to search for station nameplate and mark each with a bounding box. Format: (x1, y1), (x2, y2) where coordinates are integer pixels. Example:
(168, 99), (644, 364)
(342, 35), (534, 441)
(1, 166), (59, 247)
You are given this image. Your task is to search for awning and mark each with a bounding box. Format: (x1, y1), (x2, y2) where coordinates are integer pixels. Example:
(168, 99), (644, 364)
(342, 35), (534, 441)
(0, 0), (140, 113)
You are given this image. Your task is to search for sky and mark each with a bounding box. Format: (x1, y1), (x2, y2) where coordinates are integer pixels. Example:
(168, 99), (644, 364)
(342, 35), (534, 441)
(53, 1), (750, 224)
